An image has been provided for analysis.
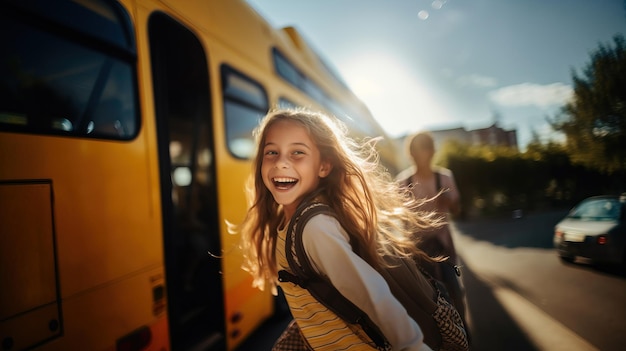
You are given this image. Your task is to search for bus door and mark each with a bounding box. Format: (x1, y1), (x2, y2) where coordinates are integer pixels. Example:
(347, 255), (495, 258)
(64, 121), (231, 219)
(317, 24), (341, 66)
(148, 13), (225, 350)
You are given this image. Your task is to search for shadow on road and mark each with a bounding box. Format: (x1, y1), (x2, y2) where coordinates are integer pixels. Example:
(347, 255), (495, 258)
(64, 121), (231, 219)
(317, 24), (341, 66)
(454, 209), (626, 279)
(561, 258), (626, 279)
(454, 210), (569, 249)
(462, 261), (537, 351)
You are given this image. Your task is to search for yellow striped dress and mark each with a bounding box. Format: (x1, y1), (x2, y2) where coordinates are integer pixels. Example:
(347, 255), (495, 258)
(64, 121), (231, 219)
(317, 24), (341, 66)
(276, 220), (378, 350)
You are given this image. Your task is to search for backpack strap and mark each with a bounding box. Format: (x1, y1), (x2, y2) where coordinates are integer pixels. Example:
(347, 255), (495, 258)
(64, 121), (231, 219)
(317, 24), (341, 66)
(435, 170), (441, 192)
(278, 201), (389, 349)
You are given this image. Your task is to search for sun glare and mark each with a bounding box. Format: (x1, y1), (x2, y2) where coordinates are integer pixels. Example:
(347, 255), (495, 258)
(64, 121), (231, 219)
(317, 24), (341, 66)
(338, 52), (453, 137)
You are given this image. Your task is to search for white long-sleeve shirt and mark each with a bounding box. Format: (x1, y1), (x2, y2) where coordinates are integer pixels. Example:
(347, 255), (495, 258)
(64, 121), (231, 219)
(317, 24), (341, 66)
(300, 214), (434, 351)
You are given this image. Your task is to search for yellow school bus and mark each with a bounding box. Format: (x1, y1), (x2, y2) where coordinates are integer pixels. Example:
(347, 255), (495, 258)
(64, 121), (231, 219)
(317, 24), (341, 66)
(0, 0), (400, 350)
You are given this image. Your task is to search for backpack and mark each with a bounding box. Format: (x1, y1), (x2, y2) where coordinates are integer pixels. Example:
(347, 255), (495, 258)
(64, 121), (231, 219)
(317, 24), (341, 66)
(277, 201), (469, 351)
(401, 171), (469, 330)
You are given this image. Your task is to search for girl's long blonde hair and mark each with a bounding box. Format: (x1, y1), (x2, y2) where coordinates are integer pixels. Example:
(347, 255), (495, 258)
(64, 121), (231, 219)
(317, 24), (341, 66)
(233, 108), (443, 291)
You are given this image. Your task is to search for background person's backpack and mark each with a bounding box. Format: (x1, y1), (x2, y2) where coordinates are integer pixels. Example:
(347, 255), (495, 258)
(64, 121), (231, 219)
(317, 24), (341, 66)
(278, 201), (469, 351)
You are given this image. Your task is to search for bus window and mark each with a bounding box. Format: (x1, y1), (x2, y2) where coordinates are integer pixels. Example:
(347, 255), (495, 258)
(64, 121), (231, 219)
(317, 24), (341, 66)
(272, 48), (304, 89)
(273, 48), (344, 122)
(0, 0), (138, 140)
(222, 66), (268, 159)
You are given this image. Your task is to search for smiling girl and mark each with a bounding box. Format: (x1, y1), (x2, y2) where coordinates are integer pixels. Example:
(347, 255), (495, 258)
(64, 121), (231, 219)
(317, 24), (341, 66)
(235, 108), (442, 350)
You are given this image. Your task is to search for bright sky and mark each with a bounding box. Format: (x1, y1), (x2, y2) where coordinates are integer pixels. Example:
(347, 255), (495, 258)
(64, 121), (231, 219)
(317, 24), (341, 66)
(246, 0), (625, 149)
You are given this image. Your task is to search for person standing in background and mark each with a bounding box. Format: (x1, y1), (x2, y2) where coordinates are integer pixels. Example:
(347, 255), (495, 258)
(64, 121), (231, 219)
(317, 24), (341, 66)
(397, 131), (468, 331)
(398, 131), (461, 262)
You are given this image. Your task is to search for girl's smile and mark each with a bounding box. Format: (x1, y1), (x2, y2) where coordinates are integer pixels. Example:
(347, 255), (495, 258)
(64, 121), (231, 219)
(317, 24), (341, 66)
(272, 176), (298, 190)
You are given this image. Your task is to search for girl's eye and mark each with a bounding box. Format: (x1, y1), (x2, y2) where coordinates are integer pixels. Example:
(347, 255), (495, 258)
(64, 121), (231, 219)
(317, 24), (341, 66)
(264, 150), (277, 156)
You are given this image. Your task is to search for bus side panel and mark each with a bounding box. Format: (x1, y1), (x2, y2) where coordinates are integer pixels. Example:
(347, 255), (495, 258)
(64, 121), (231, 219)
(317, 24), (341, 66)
(0, 129), (168, 351)
(204, 44), (276, 351)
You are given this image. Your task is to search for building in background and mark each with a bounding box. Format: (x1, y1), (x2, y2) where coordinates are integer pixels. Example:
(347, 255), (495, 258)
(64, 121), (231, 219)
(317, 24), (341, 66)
(466, 123), (518, 149)
(394, 122), (518, 171)
(398, 122), (518, 151)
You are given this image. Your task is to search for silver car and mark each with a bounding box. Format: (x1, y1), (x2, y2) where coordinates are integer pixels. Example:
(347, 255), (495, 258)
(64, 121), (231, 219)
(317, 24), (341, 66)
(554, 195), (626, 266)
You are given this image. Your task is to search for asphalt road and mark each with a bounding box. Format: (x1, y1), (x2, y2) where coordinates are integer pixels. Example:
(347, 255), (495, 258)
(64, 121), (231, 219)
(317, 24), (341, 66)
(454, 209), (626, 351)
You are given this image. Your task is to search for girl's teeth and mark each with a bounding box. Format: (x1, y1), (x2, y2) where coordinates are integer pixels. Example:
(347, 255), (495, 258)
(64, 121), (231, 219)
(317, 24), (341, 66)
(274, 177), (296, 183)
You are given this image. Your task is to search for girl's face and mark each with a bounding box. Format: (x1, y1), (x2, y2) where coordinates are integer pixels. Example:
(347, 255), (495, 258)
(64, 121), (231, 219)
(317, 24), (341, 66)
(261, 120), (332, 220)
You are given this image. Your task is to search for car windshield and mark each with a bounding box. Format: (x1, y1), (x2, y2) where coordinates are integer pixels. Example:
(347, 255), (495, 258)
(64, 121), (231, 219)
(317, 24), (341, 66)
(567, 198), (622, 221)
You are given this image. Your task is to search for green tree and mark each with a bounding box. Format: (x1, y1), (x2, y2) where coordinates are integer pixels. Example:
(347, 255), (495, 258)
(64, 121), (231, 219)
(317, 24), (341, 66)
(551, 34), (626, 174)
